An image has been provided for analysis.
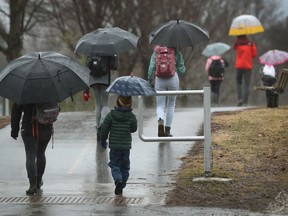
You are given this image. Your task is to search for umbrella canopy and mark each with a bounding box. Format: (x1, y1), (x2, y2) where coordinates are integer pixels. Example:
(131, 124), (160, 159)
(149, 19), (210, 47)
(0, 51), (90, 104)
(259, 49), (288, 66)
(228, 14), (264, 36)
(75, 27), (139, 56)
(202, 42), (231, 57)
(106, 75), (156, 97)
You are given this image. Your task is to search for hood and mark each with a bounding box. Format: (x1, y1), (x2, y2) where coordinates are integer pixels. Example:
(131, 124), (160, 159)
(111, 106), (133, 121)
(210, 55), (222, 60)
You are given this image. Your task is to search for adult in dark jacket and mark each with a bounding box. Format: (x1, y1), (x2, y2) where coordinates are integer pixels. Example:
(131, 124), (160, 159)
(100, 95), (137, 196)
(11, 103), (53, 195)
(233, 35), (257, 106)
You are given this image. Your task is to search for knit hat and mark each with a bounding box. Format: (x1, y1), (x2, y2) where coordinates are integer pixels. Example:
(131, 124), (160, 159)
(117, 95), (132, 108)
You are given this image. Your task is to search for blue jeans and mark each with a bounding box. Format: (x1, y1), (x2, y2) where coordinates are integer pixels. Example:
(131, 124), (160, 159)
(108, 149), (130, 188)
(236, 69), (252, 103)
(21, 127), (52, 180)
(155, 74), (179, 127)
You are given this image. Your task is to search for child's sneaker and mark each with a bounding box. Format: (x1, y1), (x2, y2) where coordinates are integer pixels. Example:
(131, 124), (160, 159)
(114, 180), (123, 195)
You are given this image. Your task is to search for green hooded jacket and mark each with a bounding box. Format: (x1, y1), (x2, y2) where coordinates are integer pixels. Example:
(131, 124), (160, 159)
(100, 107), (137, 150)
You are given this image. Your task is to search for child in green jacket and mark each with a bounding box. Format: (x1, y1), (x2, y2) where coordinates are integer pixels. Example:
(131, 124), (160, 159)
(100, 95), (137, 195)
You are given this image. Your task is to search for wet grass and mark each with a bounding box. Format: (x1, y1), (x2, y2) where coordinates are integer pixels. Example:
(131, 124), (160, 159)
(166, 106), (288, 212)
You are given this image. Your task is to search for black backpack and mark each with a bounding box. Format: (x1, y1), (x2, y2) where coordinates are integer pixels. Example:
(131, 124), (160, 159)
(208, 59), (225, 78)
(87, 56), (111, 77)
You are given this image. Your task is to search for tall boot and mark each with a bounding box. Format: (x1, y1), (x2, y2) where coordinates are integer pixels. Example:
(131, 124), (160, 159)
(26, 177), (37, 195)
(37, 175), (43, 189)
(158, 118), (165, 137)
(165, 126), (173, 137)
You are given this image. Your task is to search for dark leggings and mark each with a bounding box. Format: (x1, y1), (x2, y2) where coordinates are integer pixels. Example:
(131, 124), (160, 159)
(210, 80), (222, 94)
(21, 128), (52, 179)
(236, 69), (252, 103)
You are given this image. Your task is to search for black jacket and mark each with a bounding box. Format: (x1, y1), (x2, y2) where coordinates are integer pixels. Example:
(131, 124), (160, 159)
(11, 103), (52, 139)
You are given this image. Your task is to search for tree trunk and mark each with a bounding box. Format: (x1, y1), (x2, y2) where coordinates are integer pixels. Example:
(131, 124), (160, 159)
(6, 0), (26, 61)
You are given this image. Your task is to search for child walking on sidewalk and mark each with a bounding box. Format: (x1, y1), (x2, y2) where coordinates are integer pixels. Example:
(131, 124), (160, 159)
(100, 95), (137, 195)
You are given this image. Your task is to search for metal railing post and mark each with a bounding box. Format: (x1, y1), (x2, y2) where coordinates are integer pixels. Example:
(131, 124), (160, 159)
(137, 88), (212, 176)
(203, 87), (212, 176)
(138, 95), (144, 137)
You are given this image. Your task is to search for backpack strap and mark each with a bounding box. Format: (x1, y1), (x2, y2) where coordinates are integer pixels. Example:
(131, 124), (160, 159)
(32, 105), (40, 144)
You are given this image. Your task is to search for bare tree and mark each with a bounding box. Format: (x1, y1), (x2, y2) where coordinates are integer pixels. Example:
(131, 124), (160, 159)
(0, 0), (54, 61)
(0, 0), (286, 108)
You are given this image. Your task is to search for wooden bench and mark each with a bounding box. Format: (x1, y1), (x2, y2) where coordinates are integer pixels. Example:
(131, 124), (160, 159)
(254, 68), (288, 93)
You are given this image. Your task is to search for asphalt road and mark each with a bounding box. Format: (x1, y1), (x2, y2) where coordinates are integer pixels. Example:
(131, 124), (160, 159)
(0, 106), (276, 216)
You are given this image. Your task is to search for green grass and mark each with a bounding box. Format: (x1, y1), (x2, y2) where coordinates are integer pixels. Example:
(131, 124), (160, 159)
(166, 106), (288, 211)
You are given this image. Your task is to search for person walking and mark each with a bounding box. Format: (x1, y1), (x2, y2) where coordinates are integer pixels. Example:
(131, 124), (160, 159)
(83, 55), (117, 140)
(205, 55), (229, 105)
(10, 103), (59, 195)
(261, 64), (278, 108)
(100, 95), (137, 195)
(147, 45), (186, 137)
(233, 35), (257, 106)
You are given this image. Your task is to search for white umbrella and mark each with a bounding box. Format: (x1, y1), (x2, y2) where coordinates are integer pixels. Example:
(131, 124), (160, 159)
(202, 42), (231, 57)
(228, 14), (264, 36)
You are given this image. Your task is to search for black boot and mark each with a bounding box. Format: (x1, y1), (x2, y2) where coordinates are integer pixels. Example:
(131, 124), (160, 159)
(273, 93), (279, 108)
(114, 180), (123, 195)
(26, 177), (37, 195)
(266, 91), (274, 108)
(37, 175), (43, 189)
(158, 118), (165, 137)
(165, 126), (173, 137)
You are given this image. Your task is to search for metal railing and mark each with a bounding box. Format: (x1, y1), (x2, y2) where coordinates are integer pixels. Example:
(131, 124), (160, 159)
(137, 87), (212, 176)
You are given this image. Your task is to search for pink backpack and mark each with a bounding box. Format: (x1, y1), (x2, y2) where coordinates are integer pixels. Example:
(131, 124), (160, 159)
(155, 46), (175, 78)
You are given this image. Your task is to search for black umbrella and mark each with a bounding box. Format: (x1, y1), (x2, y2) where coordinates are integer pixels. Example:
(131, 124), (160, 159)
(149, 19), (210, 47)
(0, 51), (90, 104)
(75, 27), (139, 56)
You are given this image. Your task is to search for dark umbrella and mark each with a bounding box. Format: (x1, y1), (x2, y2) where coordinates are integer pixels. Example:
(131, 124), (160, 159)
(106, 75), (156, 97)
(75, 27), (139, 56)
(0, 51), (90, 104)
(149, 19), (210, 47)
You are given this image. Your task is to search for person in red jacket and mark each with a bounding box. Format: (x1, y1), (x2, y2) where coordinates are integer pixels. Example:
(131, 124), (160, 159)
(233, 35), (257, 106)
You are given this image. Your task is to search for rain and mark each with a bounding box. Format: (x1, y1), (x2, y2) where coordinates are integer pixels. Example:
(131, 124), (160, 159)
(1, 1), (288, 215)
